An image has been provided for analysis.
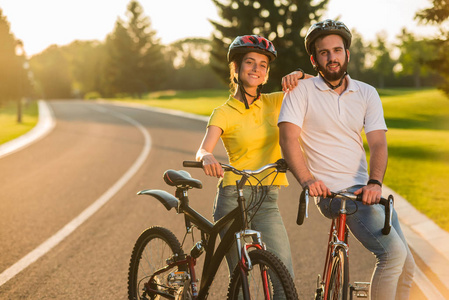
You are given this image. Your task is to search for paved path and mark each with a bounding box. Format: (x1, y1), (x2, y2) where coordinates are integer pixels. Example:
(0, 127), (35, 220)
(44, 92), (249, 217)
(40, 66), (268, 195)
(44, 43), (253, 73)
(0, 100), (448, 299)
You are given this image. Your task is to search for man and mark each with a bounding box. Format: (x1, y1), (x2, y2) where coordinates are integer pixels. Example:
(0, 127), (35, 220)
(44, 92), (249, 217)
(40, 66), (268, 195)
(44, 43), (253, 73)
(278, 19), (415, 299)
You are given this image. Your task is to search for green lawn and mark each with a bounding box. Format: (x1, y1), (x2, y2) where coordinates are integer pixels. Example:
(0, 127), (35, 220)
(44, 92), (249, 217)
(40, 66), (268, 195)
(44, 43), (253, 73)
(376, 89), (449, 231)
(108, 89), (229, 116)
(2, 89), (448, 231)
(0, 101), (38, 145)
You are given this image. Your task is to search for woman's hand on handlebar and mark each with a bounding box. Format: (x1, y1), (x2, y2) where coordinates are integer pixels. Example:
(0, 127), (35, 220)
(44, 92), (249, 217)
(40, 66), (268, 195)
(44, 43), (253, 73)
(354, 184), (382, 205)
(201, 154), (224, 178)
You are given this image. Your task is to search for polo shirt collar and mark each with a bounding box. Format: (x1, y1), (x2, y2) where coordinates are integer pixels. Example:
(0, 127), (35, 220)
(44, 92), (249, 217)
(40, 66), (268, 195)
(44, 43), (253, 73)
(227, 95), (263, 114)
(314, 74), (359, 93)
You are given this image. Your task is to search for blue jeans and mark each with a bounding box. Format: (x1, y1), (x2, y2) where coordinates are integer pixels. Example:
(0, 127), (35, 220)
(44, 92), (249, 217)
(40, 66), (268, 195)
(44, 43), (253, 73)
(213, 183), (294, 279)
(317, 185), (415, 300)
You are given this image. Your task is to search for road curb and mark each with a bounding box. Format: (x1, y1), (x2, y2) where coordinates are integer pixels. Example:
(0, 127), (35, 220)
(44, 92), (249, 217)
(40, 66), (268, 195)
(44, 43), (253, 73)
(0, 100), (55, 158)
(383, 186), (449, 295)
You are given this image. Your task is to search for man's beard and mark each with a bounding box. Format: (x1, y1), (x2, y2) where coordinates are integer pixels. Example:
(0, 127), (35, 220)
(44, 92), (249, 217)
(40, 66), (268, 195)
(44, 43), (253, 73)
(317, 56), (348, 81)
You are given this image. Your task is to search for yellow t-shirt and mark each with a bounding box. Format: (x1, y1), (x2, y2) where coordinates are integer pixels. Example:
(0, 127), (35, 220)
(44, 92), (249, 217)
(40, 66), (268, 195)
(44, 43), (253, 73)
(208, 92), (289, 187)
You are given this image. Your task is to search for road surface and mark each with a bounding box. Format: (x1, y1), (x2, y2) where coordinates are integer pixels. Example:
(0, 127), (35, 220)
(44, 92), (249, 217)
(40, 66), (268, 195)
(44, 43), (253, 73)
(0, 100), (428, 299)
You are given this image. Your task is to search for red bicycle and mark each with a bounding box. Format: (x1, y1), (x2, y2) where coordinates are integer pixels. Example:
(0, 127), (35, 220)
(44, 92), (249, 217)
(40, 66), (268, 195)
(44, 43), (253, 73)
(296, 189), (394, 300)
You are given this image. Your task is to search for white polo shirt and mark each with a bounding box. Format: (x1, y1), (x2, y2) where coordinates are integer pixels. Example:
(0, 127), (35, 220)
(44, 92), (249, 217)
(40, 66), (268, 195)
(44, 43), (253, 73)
(278, 75), (387, 191)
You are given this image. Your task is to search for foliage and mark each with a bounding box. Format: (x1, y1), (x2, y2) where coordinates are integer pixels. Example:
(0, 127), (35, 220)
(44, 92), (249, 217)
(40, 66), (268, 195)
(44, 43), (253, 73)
(415, 0), (449, 23)
(3, 0), (449, 100)
(396, 29), (438, 88)
(415, 0), (449, 96)
(209, 0), (328, 92)
(0, 9), (29, 106)
(29, 45), (72, 99)
(370, 33), (396, 89)
(164, 38), (226, 90)
(102, 0), (166, 98)
(346, 29), (368, 80)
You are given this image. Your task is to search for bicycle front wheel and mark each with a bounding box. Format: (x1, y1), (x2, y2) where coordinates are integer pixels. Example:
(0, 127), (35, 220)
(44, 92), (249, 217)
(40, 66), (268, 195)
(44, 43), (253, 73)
(128, 226), (185, 300)
(327, 246), (349, 300)
(227, 249), (298, 300)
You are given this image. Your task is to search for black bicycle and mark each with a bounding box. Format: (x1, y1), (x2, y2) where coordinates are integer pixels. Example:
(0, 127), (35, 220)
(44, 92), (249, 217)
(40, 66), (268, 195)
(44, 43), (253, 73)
(128, 159), (298, 300)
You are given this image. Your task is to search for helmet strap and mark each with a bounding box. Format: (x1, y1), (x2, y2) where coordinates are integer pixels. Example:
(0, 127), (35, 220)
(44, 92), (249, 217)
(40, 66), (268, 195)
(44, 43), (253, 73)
(318, 71), (347, 90)
(234, 65), (263, 109)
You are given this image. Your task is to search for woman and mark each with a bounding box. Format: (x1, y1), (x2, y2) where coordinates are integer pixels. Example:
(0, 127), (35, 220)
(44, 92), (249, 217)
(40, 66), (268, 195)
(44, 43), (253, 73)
(196, 35), (303, 278)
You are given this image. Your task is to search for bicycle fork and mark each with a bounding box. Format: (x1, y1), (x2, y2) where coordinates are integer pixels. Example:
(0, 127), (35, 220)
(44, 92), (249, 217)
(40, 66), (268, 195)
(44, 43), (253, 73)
(236, 229), (269, 300)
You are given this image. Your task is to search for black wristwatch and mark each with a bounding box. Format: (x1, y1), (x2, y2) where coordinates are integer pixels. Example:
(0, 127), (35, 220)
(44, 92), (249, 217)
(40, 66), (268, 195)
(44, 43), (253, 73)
(367, 179), (382, 187)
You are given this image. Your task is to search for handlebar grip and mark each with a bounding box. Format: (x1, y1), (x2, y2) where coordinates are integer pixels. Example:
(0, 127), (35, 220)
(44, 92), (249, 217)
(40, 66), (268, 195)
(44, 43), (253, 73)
(183, 161), (203, 168)
(355, 193), (394, 235)
(296, 189), (307, 225)
(380, 195), (394, 235)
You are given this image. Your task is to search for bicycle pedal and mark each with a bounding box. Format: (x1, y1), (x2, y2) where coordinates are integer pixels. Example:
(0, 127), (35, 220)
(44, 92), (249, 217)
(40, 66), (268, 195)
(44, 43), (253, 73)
(349, 282), (369, 298)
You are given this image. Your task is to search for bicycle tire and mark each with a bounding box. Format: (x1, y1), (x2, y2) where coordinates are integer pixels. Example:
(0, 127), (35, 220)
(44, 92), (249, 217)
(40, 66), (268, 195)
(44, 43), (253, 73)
(227, 249), (298, 300)
(327, 246), (349, 300)
(128, 226), (186, 300)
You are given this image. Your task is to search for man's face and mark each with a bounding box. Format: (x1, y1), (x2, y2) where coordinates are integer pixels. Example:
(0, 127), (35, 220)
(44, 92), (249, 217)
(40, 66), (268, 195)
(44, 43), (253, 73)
(313, 34), (349, 81)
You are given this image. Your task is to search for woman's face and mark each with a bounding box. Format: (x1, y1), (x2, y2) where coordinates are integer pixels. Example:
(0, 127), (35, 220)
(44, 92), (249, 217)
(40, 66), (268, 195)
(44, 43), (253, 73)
(237, 52), (269, 88)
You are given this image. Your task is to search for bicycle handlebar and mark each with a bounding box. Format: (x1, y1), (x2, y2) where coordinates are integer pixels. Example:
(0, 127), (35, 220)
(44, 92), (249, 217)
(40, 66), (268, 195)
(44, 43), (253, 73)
(183, 159), (288, 176)
(296, 189), (394, 235)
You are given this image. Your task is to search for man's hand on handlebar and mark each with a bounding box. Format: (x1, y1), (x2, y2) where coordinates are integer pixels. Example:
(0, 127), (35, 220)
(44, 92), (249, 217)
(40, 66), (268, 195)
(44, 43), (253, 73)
(354, 184), (382, 205)
(303, 179), (330, 197)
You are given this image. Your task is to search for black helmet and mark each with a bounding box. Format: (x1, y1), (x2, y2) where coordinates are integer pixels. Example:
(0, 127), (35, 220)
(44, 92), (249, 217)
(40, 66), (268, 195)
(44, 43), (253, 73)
(227, 35), (277, 62)
(305, 19), (352, 56)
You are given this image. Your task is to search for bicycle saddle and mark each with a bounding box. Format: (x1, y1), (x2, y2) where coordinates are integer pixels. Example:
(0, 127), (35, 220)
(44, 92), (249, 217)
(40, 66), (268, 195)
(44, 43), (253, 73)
(163, 169), (203, 189)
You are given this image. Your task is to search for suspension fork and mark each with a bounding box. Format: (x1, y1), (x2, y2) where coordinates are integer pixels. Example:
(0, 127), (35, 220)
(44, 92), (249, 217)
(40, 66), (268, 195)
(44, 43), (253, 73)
(236, 230), (266, 300)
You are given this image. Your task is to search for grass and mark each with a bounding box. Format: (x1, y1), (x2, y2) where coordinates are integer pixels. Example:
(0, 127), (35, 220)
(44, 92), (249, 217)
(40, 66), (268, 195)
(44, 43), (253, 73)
(375, 88), (449, 231)
(107, 89), (229, 116)
(2, 89), (448, 231)
(0, 100), (39, 145)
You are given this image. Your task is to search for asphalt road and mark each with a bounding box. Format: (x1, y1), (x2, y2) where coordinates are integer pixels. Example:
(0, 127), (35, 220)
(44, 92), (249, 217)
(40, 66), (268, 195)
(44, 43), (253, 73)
(0, 100), (425, 299)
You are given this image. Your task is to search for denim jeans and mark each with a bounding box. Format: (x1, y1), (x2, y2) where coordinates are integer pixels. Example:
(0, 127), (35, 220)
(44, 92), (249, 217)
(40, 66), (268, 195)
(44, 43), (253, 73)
(213, 183), (294, 279)
(317, 185), (415, 300)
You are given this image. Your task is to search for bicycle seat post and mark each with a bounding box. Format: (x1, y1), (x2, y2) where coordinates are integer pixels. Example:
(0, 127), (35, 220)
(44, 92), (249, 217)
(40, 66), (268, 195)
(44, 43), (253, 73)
(236, 176), (250, 229)
(176, 187), (192, 232)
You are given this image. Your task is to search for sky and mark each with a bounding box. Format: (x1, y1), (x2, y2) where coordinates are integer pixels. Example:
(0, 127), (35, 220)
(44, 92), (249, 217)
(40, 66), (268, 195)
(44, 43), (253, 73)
(0, 0), (441, 57)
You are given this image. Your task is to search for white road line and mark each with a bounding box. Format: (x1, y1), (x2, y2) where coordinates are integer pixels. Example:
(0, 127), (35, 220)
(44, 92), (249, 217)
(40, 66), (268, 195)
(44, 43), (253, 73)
(0, 105), (151, 286)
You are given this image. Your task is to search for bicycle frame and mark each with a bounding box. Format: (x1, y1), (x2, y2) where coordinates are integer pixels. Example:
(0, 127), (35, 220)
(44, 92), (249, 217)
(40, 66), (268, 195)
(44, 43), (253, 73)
(322, 198), (350, 300)
(298, 190), (393, 300)
(139, 170), (271, 299)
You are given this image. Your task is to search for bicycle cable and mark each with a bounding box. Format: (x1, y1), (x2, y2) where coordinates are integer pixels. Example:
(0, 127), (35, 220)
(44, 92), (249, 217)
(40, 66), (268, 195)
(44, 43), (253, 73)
(245, 170), (279, 224)
(328, 196), (359, 219)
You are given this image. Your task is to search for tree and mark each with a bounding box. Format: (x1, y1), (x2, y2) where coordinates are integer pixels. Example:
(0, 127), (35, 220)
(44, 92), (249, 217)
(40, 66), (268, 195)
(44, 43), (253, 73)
(103, 0), (166, 97)
(396, 29), (436, 88)
(415, 0), (449, 95)
(63, 40), (106, 98)
(0, 9), (26, 106)
(210, 0), (328, 91)
(346, 29), (369, 81)
(371, 33), (396, 88)
(165, 38), (224, 90)
(29, 45), (72, 99)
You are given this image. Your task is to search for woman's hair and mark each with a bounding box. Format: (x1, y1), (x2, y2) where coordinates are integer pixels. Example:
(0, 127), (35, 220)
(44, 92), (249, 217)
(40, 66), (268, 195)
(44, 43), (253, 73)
(229, 52), (270, 94)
